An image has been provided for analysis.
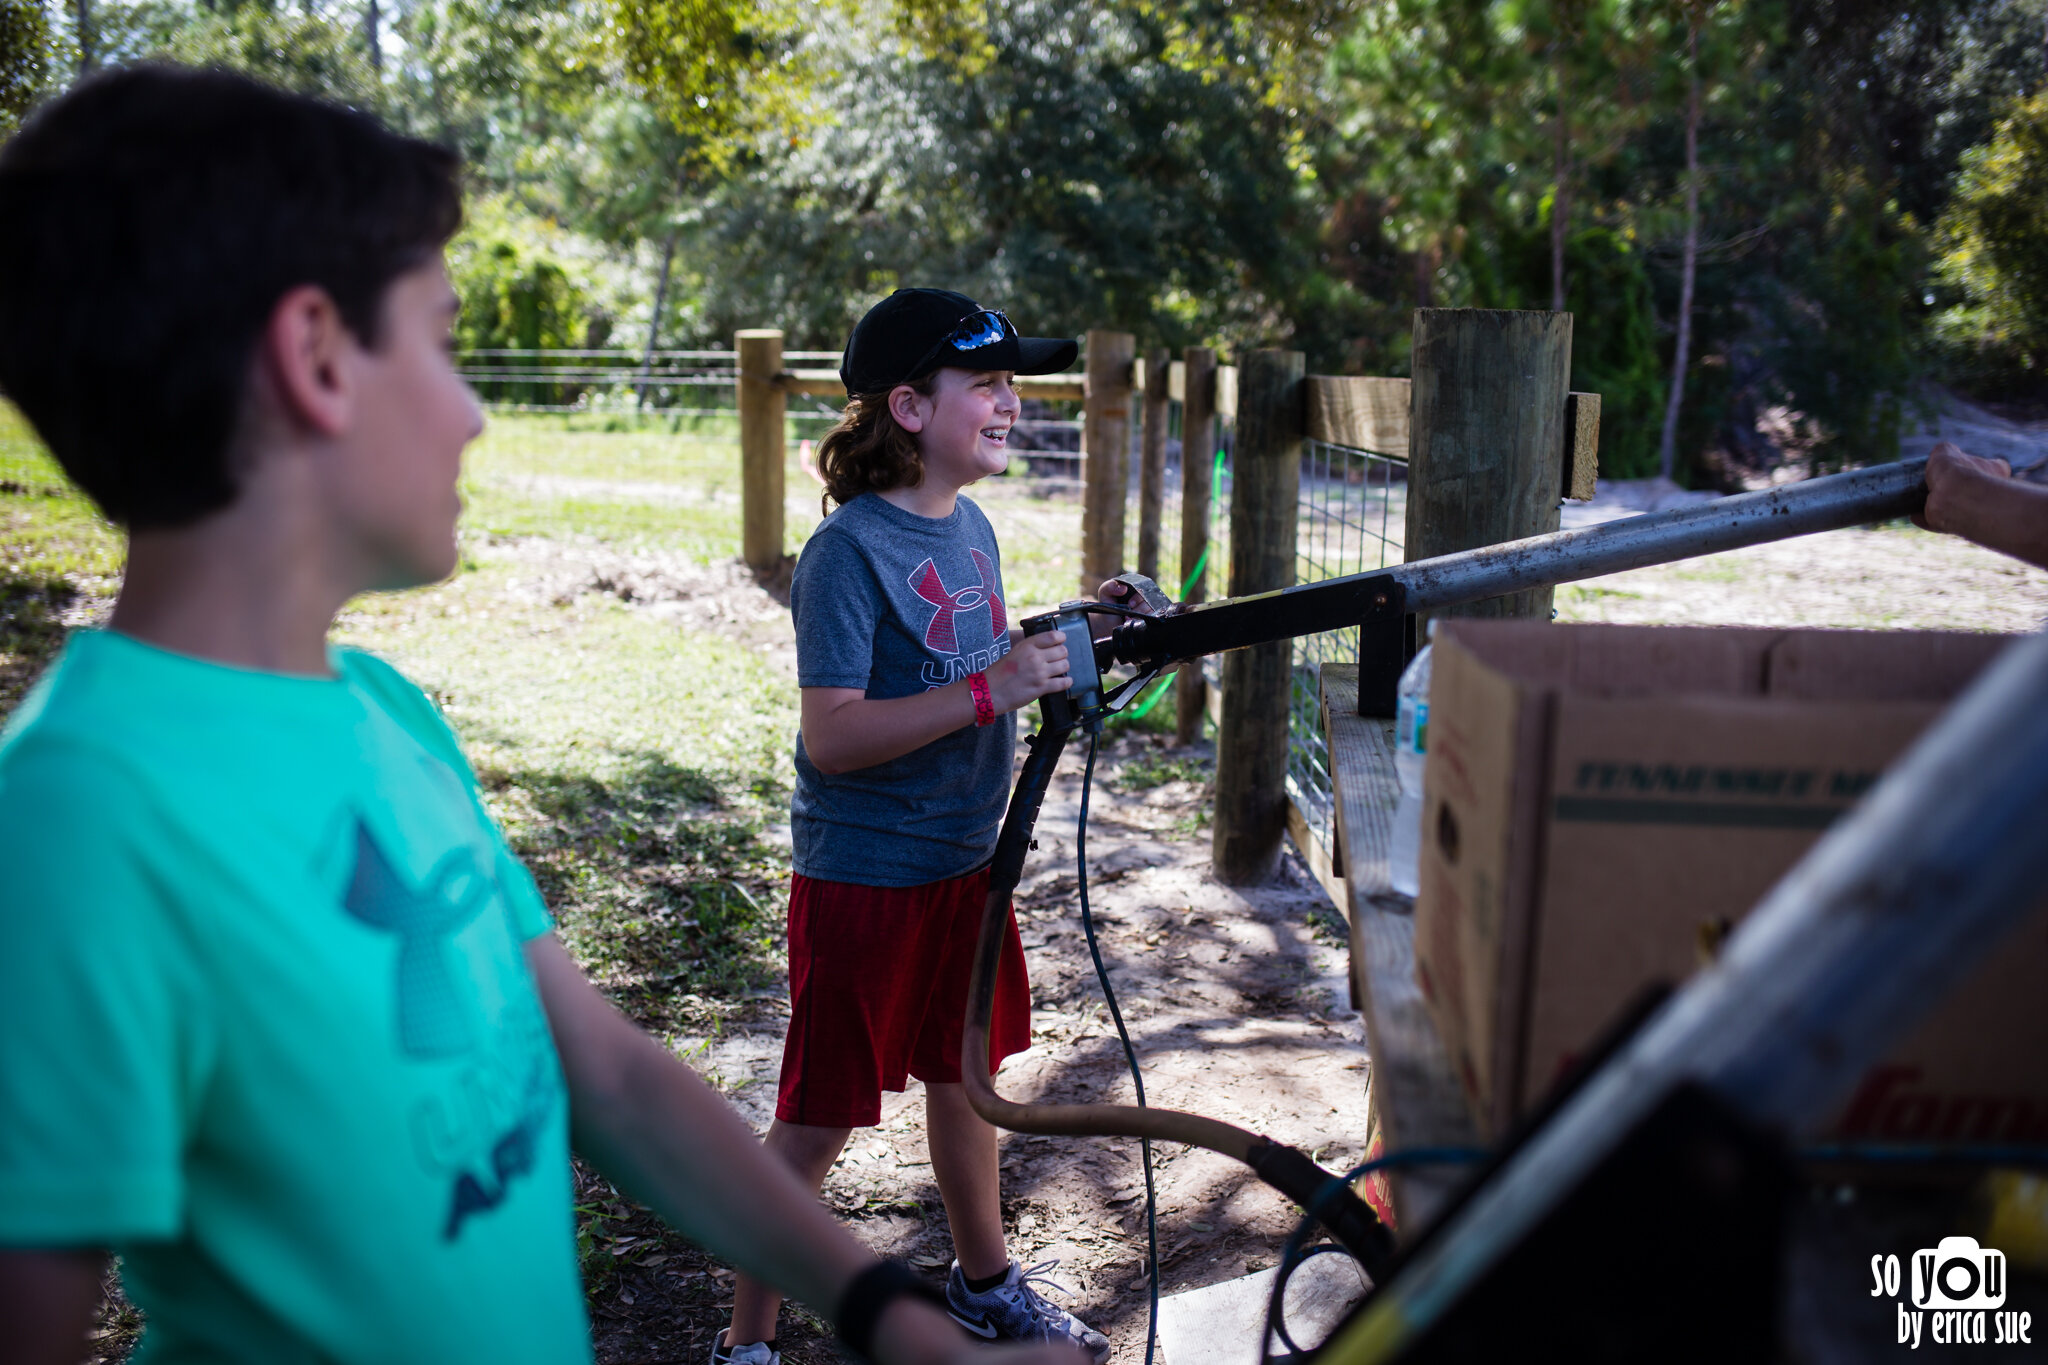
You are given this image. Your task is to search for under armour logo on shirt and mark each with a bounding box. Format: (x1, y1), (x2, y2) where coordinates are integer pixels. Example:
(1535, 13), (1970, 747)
(341, 819), (492, 1059)
(908, 548), (1007, 654)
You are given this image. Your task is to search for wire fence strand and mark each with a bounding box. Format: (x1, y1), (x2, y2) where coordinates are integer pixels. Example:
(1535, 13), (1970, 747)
(1287, 438), (1408, 871)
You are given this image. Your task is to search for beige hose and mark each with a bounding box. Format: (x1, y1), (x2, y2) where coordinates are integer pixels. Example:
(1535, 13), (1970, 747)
(959, 886), (1265, 1160)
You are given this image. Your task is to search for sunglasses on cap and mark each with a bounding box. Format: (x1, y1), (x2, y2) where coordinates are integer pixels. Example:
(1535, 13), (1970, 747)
(905, 309), (1017, 381)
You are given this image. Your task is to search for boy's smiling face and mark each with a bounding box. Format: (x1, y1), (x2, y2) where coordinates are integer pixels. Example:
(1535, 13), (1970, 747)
(901, 365), (1020, 491)
(323, 258), (482, 590)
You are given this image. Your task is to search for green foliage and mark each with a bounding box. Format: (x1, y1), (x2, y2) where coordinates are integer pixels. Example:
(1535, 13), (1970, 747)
(1934, 91), (2048, 393)
(1466, 212), (1668, 476)
(0, 404), (123, 713)
(677, 1), (1320, 353)
(393, 1), (608, 179)
(15, 0), (2048, 469)
(448, 197), (625, 353)
(1110, 748), (1212, 793)
(1758, 182), (1921, 463)
(1561, 227), (1667, 478)
(606, 0), (806, 174)
(0, 0), (51, 136)
(160, 3), (381, 109)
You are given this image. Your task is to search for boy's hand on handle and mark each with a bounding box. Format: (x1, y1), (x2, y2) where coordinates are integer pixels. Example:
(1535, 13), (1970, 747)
(987, 630), (1069, 712)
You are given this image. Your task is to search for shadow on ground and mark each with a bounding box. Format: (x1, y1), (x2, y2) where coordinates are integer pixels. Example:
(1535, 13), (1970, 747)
(0, 570), (82, 714)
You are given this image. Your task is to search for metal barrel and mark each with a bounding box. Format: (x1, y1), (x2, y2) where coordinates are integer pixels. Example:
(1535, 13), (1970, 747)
(1395, 456), (1928, 613)
(1318, 625), (2048, 1364)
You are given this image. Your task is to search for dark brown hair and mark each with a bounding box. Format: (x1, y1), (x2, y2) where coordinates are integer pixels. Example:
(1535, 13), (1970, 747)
(0, 64), (462, 529)
(815, 375), (936, 512)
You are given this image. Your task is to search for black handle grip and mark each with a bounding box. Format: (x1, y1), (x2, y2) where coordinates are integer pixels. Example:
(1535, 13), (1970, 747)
(1246, 1140), (1397, 1278)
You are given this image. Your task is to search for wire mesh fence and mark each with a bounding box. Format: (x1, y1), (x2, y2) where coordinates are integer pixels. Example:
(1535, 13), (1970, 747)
(454, 348), (850, 418)
(457, 348), (1089, 470)
(1286, 438), (1408, 872)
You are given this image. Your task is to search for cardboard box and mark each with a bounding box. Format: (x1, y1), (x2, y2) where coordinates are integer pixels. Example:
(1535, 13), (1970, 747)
(1412, 621), (2048, 1143)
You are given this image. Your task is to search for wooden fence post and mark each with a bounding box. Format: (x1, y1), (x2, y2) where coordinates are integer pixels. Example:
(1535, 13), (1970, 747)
(1175, 346), (1218, 747)
(1213, 349), (1303, 885)
(1081, 329), (1136, 597)
(1137, 345), (1172, 580)
(737, 328), (786, 574)
(1405, 309), (1572, 619)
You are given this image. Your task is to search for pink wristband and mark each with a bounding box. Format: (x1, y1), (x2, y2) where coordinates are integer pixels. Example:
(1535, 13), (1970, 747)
(968, 671), (995, 727)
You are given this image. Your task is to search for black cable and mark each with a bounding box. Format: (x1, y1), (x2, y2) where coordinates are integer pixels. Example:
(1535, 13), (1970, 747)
(1260, 1148), (1486, 1365)
(1075, 729), (1159, 1365)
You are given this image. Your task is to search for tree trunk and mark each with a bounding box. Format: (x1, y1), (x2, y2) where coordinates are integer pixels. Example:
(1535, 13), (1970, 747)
(1551, 57), (1569, 313)
(637, 228), (679, 410)
(73, 0), (94, 75)
(364, 0), (382, 73)
(1658, 13), (1701, 484)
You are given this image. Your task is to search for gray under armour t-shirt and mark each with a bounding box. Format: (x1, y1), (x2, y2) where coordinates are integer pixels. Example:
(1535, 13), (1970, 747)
(789, 492), (1017, 887)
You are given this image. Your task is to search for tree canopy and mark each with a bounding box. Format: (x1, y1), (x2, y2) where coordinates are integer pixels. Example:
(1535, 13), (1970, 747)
(9, 0), (2047, 478)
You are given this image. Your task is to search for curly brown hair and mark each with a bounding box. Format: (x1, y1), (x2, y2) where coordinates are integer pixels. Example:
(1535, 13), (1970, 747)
(815, 376), (936, 512)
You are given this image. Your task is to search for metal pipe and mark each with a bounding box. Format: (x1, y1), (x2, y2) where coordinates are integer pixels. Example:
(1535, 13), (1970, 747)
(1320, 626), (2048, 1364)
(1108, 458), (1928, 666)
(1399, 456), (1927, 614)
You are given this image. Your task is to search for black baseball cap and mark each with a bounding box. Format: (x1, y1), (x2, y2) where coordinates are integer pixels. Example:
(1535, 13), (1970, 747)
(839, 288), (1079, 394)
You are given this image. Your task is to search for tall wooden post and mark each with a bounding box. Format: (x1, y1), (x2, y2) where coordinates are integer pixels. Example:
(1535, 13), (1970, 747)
(1405, 309), (1572, 619)
(1081, 329), (1136, 597)
(1136, 345), (1172, 580)
(737, 328), (786, 574)
(1213, 349), (1303, 885)
(1175, 346), (1218, 747)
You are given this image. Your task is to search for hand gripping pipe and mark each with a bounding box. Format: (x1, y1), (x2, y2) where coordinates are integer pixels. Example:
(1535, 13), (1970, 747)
(958, 457), (1931, 1274)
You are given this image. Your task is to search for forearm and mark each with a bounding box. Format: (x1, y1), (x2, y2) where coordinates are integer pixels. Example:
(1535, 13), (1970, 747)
(1944, 469), (2048, 569)
(803, 682), (979, 776)
(536, 943), (869, 1313)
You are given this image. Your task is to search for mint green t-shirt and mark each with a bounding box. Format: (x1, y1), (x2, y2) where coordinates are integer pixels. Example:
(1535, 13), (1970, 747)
(0, 631), (590, 1363)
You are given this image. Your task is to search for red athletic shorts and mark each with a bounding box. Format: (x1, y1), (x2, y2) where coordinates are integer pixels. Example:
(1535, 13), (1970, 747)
(777, 864), (1032, 1128)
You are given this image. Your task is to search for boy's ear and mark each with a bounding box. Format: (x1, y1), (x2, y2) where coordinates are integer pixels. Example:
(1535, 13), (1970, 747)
(257, 284), (357, 438)
(887, 381), (930, 433)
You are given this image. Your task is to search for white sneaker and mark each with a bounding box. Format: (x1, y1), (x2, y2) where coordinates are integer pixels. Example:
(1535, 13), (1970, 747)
(709, 1330), (780, 1365)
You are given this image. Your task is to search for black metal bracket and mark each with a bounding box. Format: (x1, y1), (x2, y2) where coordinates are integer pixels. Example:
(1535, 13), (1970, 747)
(1357, 608), (1417, 719)
(1105, 571), (1410, 671)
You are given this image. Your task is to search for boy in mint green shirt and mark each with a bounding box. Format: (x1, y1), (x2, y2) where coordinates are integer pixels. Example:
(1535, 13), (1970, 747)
(0, 66), (1082, 1365)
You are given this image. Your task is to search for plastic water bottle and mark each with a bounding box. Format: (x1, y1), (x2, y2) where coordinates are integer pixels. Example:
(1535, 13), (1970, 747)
(1389, 632), (1434, 897)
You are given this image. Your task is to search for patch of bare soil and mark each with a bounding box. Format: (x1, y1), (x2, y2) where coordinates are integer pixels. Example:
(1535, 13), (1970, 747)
(579, 729), (1371, 1365)
(1555, 521), (2048, 633)
(490, 537), (800, 672)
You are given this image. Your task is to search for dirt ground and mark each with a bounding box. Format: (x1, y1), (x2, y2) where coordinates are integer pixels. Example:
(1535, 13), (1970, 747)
(1555, 489), (2048, 633)
(573, 748), (1368, 1365)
